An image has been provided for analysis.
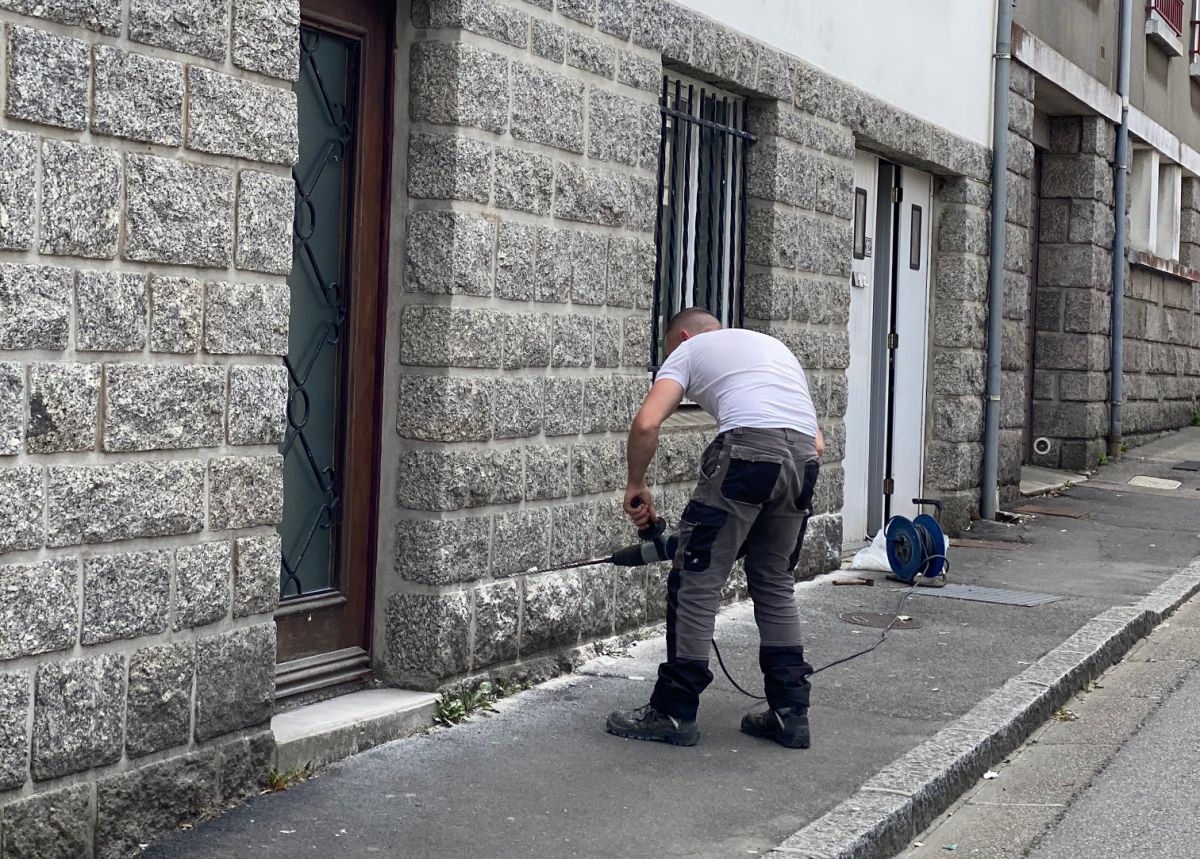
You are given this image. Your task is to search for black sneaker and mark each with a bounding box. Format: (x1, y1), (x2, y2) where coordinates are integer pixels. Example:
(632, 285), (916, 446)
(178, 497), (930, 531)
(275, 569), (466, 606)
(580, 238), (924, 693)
(606, 704), (699, 746)
(740, 707), (811, 749)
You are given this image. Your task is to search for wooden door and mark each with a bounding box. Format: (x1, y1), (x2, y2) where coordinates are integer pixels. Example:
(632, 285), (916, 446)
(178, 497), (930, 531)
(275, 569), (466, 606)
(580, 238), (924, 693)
(275, 0), (393, 699)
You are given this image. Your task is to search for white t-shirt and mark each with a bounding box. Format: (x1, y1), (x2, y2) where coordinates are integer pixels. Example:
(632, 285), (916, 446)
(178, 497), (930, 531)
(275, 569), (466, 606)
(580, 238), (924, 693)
(655, 328), (819, 436)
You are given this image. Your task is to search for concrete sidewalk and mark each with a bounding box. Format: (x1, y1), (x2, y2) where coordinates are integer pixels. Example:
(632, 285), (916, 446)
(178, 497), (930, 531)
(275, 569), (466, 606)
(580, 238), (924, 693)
(145, 431), (1200, 859)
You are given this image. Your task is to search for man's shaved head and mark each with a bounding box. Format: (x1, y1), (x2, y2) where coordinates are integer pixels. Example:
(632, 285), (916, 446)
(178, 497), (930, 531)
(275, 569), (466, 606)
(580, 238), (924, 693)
(664, 307), (721, 356)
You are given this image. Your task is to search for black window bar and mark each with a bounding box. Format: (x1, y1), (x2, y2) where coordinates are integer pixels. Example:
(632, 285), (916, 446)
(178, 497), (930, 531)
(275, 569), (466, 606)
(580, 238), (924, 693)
(651, 75), (755, 370)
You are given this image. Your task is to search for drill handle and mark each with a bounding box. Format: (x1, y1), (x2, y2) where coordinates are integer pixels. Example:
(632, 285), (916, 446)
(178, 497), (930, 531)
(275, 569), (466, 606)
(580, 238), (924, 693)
(629, 496), (667, 541)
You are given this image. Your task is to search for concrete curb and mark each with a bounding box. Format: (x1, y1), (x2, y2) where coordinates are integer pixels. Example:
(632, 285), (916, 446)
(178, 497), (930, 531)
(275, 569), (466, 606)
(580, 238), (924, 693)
(766, 556), (1200, 859)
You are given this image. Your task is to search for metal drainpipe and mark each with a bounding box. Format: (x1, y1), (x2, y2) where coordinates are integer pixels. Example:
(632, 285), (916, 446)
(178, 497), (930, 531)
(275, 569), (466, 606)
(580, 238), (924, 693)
(981, 0), (1014, 520)
(1109, 0), (1133, 459)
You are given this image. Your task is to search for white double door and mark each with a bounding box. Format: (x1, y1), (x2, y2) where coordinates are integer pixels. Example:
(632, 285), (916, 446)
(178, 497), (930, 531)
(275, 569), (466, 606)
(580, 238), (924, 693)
(843, 153), (933, 543)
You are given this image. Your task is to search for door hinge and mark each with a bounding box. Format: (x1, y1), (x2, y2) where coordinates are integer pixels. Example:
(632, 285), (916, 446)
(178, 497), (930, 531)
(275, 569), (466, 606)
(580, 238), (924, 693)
(883, 478), (894, 496)
(891, 186), (903, 204)
(887, 331), (899, 349)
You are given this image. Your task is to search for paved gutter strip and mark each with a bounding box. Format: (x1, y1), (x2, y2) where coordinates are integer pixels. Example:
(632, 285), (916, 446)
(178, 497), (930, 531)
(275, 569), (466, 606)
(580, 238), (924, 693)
(766, 556), (1200, 859)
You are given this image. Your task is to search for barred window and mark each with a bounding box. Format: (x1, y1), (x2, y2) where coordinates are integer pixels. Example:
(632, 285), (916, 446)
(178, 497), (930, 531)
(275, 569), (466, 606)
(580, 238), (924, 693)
(651, 74), (752, 368)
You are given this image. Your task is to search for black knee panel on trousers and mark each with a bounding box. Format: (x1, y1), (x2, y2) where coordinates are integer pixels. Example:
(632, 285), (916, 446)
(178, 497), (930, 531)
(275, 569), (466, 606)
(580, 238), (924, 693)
(760, 645), (813, 711)
(650, 659), (713, 722)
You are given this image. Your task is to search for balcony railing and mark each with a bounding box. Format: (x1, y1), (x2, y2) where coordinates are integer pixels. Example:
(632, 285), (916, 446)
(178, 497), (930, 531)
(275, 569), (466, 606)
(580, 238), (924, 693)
(1149, 0), (1185, 35)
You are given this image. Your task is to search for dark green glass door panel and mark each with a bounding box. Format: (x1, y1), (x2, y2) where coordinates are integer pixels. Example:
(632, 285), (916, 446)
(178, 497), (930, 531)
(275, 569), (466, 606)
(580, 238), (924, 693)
(280, 26), (360, 600)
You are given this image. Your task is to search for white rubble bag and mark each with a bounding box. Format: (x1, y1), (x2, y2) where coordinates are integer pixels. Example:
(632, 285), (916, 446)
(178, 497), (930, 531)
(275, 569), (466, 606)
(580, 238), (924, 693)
(848, 529), (892, 572)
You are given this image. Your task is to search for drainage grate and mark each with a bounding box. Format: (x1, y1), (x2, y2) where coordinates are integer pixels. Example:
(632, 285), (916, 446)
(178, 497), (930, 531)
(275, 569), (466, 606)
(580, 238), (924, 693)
(840, 611), (921, 629)
(912, 584), (1064, 607)
(1172, 461), (1200, 472)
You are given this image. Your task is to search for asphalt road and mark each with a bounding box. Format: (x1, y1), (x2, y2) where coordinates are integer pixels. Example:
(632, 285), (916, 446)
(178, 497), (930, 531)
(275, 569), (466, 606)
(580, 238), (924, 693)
(1027, 656), (1200, 858)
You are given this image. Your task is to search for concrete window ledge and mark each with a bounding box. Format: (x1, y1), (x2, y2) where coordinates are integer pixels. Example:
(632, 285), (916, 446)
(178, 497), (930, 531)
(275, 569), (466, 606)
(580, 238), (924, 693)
(1146, 10), (1185, 58)
(1129, 249), (1200, 283)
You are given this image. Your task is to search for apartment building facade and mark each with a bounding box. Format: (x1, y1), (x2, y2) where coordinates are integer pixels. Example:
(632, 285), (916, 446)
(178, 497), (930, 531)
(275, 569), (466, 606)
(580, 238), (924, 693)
(18, 0), (1200, 856)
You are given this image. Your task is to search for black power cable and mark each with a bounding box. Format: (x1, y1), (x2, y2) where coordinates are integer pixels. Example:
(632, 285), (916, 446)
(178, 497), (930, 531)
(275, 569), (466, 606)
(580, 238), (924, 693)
(713, 553), (951, 700)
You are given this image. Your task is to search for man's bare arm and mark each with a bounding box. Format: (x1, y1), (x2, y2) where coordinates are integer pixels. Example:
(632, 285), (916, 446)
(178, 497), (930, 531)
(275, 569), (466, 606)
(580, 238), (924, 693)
(624, 379), (685, 526)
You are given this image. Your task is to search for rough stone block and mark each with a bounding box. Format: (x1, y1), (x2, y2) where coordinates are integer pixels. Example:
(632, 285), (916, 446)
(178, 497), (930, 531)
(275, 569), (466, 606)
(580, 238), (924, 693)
(939, 207), (990, 256)
(0, 670), (28, 790)
(554, 162), (633, 228)
(233, 0), (301, 80)
(595, 317), (622, 367)
(234, 534), (281, 618)
(413, 0), (529, 47)
(494, 146), (554, 215)
(92, 45), (184, 145)
(95, 752), (218, 859)
(607, 237), (654, 309)
(531, 18), (565, 61)
(526, 444), (570, 500)
(32, 654), (124, 780)
(0, 465), (42, 552)
(579, 564), (615, 637)
(492, 508), (550, 577)
(130, 0), (227, 59)
(936, 255), (988, 303)
(400, 305), (501, 367)
(632, 0), (693, 58)
(126, 642), (194, 757)
(932, 397), (984, 444)
(627, 175), (656, 234)
(552, 314), (594, 367)
(545, 377), (584, 436)
(549, 502), (594, 568)
(397, 375), (493, 442)
(236, 170), (294, 275)
(0, 558), (76, 661)
(195, 624), (274, 740)
(410, 41), (508, 133)
(522, 571), (583, 653)
(557, 0), (595, 24)
(104, 364), (224, 452)
(150, 275), (203, 353)
(396, 447), (522, 512)
(0, 783), (91, 857)
(566, 30), (614, 78)
(1042, 153), (1113, 205)
(47, 460), (203, 547)
(27, 362), (99, 454)
(0, 264), (70, 349)
(208, 455), (284, 530)
(933, 301), (988, 350)
(408, 132), (493, 204)
(125, 154), (234, 268)
(501, 313), (551, 369)
(82, 550), (171, 645)
(656, 431), (707, 484)
(495, 377), (543, 439)
(76, 271), (147, 352)
(473, 579), (519, 666)
(228, 364), (287, 446)
(216, 728), (275, 802)
(571, 438), (625, 495)
(40, 139), (121, 258)
(747, 206), (799, 269)
(406, 210), (495, 296)
(394, 516), (489, 585)
(570, 231), (608, 305)
(0, 362), (19, 454)
(533, 226), (571, 302)
(204, 281), (290, 354)
(0, 129), (35, 250)
(925, 441), (983, 492)
(386, 592), (471, 684)
(511, 61), (585, 153)
(187, 66), (298, 165)
(176, 541), (231, 630)
(617, 49), (661, 93)
(5, 24), (88, 130)
(0, 0), (120, 32)
(496, 221), (536, 301)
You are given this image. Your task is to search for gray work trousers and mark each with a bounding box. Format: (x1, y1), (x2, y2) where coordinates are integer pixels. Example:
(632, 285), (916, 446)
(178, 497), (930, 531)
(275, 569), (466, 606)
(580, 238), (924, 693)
(650, 427), (819, 720)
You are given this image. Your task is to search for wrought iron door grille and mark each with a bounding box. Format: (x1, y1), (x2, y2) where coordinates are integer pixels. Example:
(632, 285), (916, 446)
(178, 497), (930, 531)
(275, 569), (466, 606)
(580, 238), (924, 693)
(280, 26), (359, 600)
(651, 74), (754, 369)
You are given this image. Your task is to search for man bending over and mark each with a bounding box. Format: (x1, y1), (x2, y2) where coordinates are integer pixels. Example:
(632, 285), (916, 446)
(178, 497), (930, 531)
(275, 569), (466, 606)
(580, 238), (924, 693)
(606, 308), (823, 749)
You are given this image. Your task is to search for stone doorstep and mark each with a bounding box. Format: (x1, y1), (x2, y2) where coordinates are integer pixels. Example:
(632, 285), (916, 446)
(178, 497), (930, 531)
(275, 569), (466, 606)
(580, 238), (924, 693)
(271, 688), (439, 774)
(763, 556), (1200, 859)
(1018, 465), (1089, 498)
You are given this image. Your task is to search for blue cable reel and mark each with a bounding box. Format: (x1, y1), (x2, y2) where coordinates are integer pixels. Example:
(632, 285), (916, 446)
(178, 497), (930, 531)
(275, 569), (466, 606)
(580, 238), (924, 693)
(884, 499), (948, 584)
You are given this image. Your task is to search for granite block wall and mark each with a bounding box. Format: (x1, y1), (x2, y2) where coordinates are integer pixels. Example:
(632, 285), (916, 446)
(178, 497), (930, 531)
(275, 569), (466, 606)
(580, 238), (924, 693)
(380, 0), (994, 689)
(0, 0), (297, 854)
